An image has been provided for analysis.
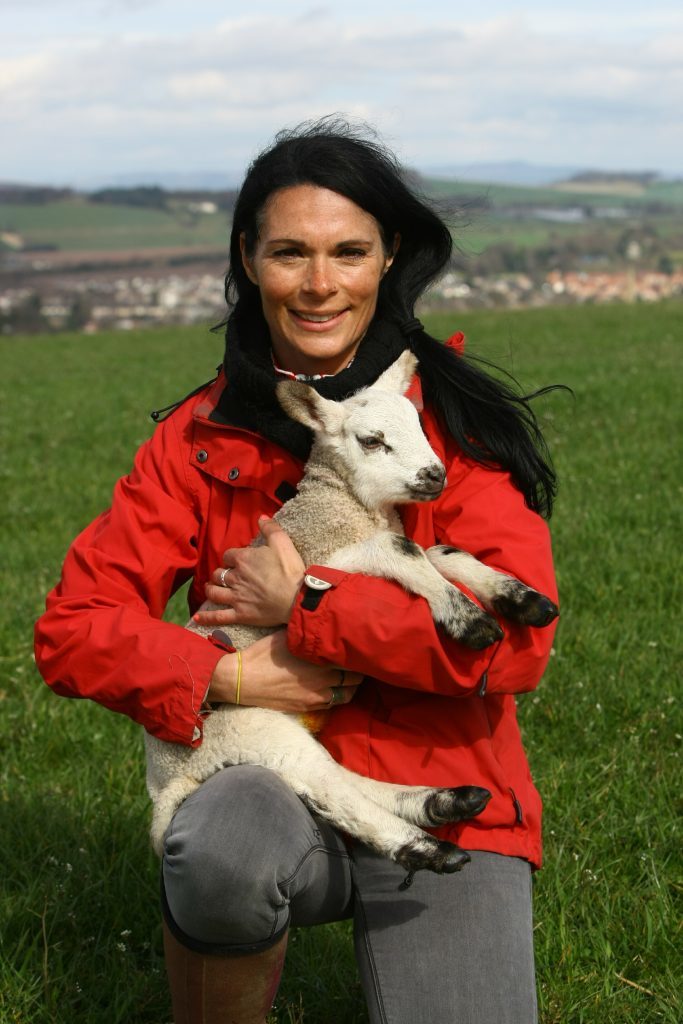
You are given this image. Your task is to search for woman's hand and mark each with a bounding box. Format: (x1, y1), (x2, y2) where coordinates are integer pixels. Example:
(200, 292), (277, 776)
(207, 631), (362, 712)
(197, 517), (305, 628)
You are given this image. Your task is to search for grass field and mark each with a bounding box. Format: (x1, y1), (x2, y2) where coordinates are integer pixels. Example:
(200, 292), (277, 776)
(0, 196), (230, 252)
(425, 176), (683, 210)
(3, 174), (683, 258)
(0, 302), (680, 1023)
(0, 197), (624, 258)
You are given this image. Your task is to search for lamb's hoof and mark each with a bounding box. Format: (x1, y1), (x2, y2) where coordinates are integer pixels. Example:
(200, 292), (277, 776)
(425, 786), (491, 825)
(460, 614), (504, 649)
(493, 590), (559, 627)
(437, 843), (471, 873)
(396, 839), (471, 875)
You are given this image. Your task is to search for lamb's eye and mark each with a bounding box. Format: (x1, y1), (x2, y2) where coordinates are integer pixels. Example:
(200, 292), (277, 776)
(357, 435), (385, 450)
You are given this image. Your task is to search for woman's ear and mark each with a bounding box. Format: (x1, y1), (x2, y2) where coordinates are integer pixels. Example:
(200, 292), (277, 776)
(383, 233), (401, 275)
(240, 233), (259, 285)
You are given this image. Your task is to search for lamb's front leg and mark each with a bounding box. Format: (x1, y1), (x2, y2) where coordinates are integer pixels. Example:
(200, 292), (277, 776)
(326, 532), (503, 649)
(426, 546), (558, 627)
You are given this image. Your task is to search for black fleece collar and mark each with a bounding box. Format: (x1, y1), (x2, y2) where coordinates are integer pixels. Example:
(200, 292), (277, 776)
(211, 315), (409, 460)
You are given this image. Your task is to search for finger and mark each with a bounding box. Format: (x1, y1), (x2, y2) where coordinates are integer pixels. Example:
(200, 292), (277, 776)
(220, 548), (241, 568)
(212, 567), (234, 588)
(332, 668), (364, 688)
(258, 516), (285, 538)
(323, 684), (358, 708)
(259, 518), (304, 562)
(193, 606), (238, 627)
(204, 582), (235, 606)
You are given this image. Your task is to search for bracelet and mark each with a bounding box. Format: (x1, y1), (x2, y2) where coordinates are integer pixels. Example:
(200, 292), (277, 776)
(234, 650), (242, 706)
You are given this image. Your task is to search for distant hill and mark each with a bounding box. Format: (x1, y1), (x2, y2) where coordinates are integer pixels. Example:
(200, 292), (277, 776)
(422, 162), (583, 187)
(5, 162), (677, 193)
(73, 170), (245, 191)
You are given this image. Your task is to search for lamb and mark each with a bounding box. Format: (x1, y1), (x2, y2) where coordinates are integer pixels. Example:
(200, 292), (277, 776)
(145, 350), (558, 877)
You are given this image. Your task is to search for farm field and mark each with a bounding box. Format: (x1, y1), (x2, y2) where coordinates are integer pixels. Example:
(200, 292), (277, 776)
(0, 196), (231, 252)
(425, 175), (683, 209)
(2, 174), (683, 261)
(0, 302), (680, 1023)
(0, 195), (631, 256)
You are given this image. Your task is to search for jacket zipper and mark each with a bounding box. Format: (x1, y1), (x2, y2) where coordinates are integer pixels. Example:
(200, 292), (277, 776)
(509, 788), (524, 825)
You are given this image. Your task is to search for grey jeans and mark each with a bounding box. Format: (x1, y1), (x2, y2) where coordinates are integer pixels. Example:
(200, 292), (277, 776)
(162, 765), (538, 1024)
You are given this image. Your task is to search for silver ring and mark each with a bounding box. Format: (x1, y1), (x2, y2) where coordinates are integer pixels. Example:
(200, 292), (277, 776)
(328, 685), (345, 707)
(219, 568), (232, 587)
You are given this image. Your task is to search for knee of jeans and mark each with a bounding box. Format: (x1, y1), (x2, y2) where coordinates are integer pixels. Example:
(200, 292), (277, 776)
(161, 768), (301, 947)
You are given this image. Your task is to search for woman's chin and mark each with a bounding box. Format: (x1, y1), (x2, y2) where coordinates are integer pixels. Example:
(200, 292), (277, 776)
(273, 334), (362, 377)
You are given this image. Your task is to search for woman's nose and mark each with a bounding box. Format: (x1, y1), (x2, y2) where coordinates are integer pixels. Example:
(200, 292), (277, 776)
(303, 257), (337, 296)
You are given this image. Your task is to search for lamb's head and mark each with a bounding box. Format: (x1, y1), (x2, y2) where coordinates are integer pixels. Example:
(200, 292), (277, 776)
(276, 351), (446, 511)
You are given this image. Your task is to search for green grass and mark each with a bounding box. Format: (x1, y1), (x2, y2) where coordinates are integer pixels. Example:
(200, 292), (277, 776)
(451, 217), (624, 257)
(1, 304), (681, 1022)
(425, 176), (683, 209)
(0, 197), (230, 252)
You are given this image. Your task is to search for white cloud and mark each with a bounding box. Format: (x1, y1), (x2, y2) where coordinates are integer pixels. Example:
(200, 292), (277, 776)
(1, 11), (682, 182)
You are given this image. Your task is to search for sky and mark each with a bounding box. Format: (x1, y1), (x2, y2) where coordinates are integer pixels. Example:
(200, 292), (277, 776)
(2, 0), (682, 187)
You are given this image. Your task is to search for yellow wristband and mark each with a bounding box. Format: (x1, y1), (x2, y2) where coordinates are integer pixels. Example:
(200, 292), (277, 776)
(235, 650), (242, 706)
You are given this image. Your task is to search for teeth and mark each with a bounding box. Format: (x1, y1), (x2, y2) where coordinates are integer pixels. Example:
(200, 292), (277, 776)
(296, 312), (339, 323)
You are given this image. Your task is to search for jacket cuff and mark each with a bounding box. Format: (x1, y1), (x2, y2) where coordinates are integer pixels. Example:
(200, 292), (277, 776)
(286, 565), (488, 696)
(163, 634), (228, 747)
(286, 565), (347, 660)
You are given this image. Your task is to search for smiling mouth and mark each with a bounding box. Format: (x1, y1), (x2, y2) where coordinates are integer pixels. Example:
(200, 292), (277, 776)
(291, 309), (348, 326)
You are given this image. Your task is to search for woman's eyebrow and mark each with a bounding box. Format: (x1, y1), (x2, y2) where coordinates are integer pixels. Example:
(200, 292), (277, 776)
(265, 237), (375, 247)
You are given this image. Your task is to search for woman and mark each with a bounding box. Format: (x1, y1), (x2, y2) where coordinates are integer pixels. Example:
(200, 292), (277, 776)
(35, 120), (558, 1024)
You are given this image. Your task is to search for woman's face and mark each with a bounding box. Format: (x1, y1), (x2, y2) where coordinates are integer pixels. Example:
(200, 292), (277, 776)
(240, 184), (396, 376)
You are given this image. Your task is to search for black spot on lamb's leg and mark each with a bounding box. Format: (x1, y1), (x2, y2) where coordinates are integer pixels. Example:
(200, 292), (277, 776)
(459, 612), (504, 649)
(392, 534), (422, 558)
(439, 590), (503, 648)
(424, 786), (491, 825)
(493, 588), (559, 627)
(395, 837), (471, 875)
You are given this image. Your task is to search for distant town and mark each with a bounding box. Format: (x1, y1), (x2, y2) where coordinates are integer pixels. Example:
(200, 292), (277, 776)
(1, 171), (681, 334)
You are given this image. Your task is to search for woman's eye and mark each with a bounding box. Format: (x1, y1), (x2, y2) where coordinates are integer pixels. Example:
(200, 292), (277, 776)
(272, 248), (302, 259)
(339, 248), (366, 260)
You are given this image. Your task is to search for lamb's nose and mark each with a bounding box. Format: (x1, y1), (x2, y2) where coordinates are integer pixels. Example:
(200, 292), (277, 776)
(426, 464), (446, 485)
(418, 464), (447, 492)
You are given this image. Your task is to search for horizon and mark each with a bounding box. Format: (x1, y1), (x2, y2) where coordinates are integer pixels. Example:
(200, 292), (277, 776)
(1, 159), (678, 194)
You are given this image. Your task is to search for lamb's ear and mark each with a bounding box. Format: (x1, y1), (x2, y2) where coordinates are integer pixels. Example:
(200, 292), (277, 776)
(369, 350), (418, 395)
(276, 381), (346, 435)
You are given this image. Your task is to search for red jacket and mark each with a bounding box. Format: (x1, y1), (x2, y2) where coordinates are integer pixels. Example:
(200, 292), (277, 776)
(34, 335), (557, 867)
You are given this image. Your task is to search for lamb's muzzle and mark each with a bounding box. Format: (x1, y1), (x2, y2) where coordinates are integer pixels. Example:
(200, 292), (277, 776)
(411, 462), (447, 498)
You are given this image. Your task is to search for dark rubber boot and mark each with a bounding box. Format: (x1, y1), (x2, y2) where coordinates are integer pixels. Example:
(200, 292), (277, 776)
(163, 920), (288, 1024)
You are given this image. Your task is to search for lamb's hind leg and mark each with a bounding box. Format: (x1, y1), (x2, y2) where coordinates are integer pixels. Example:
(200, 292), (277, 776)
(426, 545), (559, 627)
(341, 772), (491, 827)
(269, 734), (472, 875)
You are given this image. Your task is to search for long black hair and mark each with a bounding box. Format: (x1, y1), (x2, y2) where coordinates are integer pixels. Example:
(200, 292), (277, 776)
(224, 117), (560, 517)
